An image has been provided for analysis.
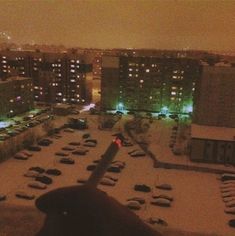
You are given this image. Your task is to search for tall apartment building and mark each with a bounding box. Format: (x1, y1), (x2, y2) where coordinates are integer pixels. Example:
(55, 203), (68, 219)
(190, 63), (235, 164)
(101, 56), (200, 113)
(0, 76), (34, 118)
(0, 50), (92, 104)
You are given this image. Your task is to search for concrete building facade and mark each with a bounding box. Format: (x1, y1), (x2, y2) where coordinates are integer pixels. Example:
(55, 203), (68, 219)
(101, 56), (200, 113)
(0, 50), (92, 104)
(191, 64), (235, 164)
(0, 76), (34, 118)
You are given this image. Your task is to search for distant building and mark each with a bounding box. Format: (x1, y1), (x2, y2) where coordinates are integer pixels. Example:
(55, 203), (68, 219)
(0, 76), (34, 118)
(191, 63), (235, 164)
(101, 56), (200, 113)
(0, 50), (92, 104)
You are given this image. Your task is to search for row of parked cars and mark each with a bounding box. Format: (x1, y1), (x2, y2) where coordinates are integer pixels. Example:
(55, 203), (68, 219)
(219, 173), (235, 228)
(131, 182), (174, 208)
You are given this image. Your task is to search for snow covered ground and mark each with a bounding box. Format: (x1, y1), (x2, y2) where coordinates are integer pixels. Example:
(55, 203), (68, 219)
(0, 114), (234, 235)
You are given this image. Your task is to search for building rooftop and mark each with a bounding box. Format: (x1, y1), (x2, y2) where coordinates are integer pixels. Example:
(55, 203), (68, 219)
(191, 123), (235, 141)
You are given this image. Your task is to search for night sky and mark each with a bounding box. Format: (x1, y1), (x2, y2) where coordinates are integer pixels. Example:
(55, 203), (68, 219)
(0, 0), (235, 51)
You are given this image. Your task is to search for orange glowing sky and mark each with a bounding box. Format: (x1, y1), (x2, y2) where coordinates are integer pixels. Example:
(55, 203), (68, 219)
(0, 0), (235, 51)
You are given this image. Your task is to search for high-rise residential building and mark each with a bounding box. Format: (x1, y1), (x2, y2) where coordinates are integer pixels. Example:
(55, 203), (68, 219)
(190, 63), (235, 164)
(0, 50), (92, 104)
(0, 76), (34, 118)
(101, 56), (200, 113)
(193, 64), (235, 127)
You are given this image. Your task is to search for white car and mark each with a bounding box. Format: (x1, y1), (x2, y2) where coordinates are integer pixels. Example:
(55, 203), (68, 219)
(83, 142), (96, 147)
(130, 150), (146, 157)
(64, 128), (75, 133)
(125, 200), (141, 210)
(24, 170), (41, 178)
(20, 150), (33, 157)
(28, 181), (47, 190)
(100, 178), (116, 186)
(14, 152), (29, 160)
(151, 198), (171, 207)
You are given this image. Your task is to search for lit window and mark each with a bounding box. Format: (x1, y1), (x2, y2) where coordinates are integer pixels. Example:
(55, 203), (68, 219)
(171, 92), (176, 95)
(129, 74), (132, 77)
(129, 68), (133, 71)
(149, 96), (152, 99)
(146, 69), (150, 73)
(140, 80), (144, 83)
(171, 86), (177, 90)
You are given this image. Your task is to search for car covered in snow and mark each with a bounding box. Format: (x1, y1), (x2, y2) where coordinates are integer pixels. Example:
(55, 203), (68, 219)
(125, 200), (141, 210)
(28, 181), (47, 190)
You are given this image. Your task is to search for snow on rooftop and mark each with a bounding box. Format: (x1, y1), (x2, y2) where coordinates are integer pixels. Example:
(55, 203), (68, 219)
(191, 123), (235, 141)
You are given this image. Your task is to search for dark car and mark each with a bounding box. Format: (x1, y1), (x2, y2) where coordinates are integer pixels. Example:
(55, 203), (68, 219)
(15, 191), (35, 200)
(107, 166), (121, 173)
(38, 139), (52, 146)
(169, 114), (178, 119)
(59, 157), (75, 165)
(35, 175), (53, 185)
(134, 184), (151, 193)
(86, 165), (97, 171)
(68, 142), (80, 146)
(27, 146), (42, 152)
(46, 169), (62, 176)
(29, 166), (45, 174)
(0, 194), (6, 201)
(229, 219), (235, 228)
(82, 133), (90, 139)
(72, 149), (87, 155)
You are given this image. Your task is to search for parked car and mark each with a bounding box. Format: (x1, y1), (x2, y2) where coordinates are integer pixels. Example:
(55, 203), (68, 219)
(38, 139), (52, 146)
(77, 178), (87, 184)
(111, 161), (125, 169)
(107, 166), (121, 173)
(151, 198), (171, 207)
(21, 150), (33, 157)
(29, 166), (45, 173)
(134, 184), (151, 192)
(28, 146), (41, 152)
(72, 149), (87, 155)
(28, 181), (47, 190)
(104, 175), (118, 182)
(86, 165), (97, 171)
(59, 157), (75, 165)
(35, 175), (53, 185)
(100, 178), (116, 186)
(152, 194), (173, 202)
(0, 194), (6, 201)
(15, 191), (35, 200)
(228, 219), (235, 228)
(84, 139), (97, 144)
(82, 133), (90, 139)
(62, 146), (76, 151)
(156, 183), (173, 191)
(83, 142), (96, 147)
(68, 142), (80, 146)
(46, 168), (62, 176)
(55, 151), (69, 156)
(64, 128), (75, 133)
(125, 200), (141, 210)
(24, 170), (41, 178)
(222, 173), (235, 182)
(130, 150), (146, 157)
(146, 217), (168, 226)
(127, 197), (145, 205)
(14, 152), (29, 160)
